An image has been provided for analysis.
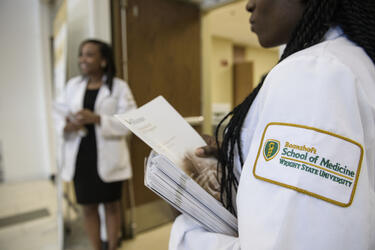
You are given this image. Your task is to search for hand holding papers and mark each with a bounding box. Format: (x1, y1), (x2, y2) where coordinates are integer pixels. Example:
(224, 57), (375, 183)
(53, 102), (87, 137)
(115, 96), (238, 236)
(183, 152), (221, 201)
(146, 152), (238, 236)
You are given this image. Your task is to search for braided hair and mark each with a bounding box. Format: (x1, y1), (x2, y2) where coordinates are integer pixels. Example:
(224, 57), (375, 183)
(217, 0), (375, 215)
(79, 39), (117, 92)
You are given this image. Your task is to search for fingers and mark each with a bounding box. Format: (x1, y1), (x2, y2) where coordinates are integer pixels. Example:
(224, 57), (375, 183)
(195, 145), (218, 158)
(195, 148), (206, 157)
(184, 151), (217, 174)
(64, 122), (83, 132)
(197, 135), (219, 158)
(184, 151), (204, 174)
(73, 111), (84, 124)
(202, 134), (216, 147)
(74, 109), (94, 124)
(195, 170), (221, 201)
(75, 110), (87, 120)
(212, 192), (221, 201)
(184, 152), (221, 201)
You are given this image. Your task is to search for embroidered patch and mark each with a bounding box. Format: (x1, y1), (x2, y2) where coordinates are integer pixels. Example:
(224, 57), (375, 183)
(263, 139), (280, 161)
(253, 122), (363, 207)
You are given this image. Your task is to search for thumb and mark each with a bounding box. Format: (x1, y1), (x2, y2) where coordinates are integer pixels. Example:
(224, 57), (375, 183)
(195, 146), (217, 158)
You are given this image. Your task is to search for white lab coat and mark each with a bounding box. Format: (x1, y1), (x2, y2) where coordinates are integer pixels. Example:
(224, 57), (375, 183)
(170, 27), (375, 249)
(54, 76), (137, 182)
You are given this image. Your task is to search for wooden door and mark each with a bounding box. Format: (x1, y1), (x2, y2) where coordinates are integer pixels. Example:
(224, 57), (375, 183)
(126, 0), (201, 206)
(233, 62), (253, 106)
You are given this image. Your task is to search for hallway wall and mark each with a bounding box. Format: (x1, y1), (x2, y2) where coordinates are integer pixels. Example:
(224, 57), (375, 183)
(66, 0), (111, 79)
(0, 0), (54, 182)
(0, 0), (111, 182)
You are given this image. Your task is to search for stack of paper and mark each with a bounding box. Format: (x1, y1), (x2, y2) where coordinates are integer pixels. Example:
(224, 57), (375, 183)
(146, 151), (238, 235)
(115, 96), (238, 236)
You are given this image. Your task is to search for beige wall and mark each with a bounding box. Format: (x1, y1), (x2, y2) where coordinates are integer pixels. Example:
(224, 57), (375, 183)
(209, 38), (278, 126)
(245, 47), (279, 87)
(201, 3), (279, 135)
(209, 38), (279, 107)
(0, 0), (114, 182)
(201, 11), (213, 134)
(67, 0), (111, 79)
(201, 35), (279, 135)
(211, 37), (233, 105)
(0, 0), (54, 181)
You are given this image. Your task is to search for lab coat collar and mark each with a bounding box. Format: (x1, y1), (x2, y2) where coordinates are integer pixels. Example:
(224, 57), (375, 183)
(80, 74), (108, 85)
(101, 74), (108, 83)
(79, 74), (111, 112)
(95, 76), (111, 111)
(324, 26), (344, 41)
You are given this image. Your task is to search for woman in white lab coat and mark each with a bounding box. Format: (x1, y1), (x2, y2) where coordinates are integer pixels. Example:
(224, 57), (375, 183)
(170, 0), (375, 249)
(55, 39), (136, 250)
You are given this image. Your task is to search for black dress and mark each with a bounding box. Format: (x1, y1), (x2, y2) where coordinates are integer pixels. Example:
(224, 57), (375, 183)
(73, 88), (122, 204)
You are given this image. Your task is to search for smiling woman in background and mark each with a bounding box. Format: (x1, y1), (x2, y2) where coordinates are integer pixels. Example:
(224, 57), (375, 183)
(170, 0), (375, 249)
(55, 39), (136, 250)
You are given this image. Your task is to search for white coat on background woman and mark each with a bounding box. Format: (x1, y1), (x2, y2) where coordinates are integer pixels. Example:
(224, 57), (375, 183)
(54, 39), (136, 250)
(55, 75), (136, 182)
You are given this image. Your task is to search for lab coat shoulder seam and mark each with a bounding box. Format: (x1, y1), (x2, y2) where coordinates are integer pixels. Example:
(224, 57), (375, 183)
(274, 49), (358, 86)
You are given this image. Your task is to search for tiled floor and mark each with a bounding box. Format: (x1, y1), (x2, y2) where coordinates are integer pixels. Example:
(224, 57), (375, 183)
(120, 223), (172, 250)
(64, 205), (173, 250)
(0, 180), (173, 250)
(0, 180), (59, 250)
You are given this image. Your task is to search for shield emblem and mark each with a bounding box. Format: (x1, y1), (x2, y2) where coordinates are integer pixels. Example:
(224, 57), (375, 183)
(263, 139), (280, 161)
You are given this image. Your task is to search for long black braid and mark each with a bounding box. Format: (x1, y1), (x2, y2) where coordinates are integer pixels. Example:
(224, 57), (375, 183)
(79, 39), (117, 92)
(216, 0), (375, 215)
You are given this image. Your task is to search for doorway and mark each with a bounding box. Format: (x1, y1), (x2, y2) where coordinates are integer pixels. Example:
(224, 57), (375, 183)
(111, 0), (202, 233)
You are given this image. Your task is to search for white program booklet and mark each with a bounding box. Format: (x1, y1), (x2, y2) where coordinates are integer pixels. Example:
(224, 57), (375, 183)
(115, 95), (207, 166)
(115, 96), (238, 236)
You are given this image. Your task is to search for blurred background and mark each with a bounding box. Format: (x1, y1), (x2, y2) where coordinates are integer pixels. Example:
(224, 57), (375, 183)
(0, 0), (279, 249)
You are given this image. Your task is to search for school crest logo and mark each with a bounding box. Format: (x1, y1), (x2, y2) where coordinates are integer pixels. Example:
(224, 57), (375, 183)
(263, 139), (280, 161)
